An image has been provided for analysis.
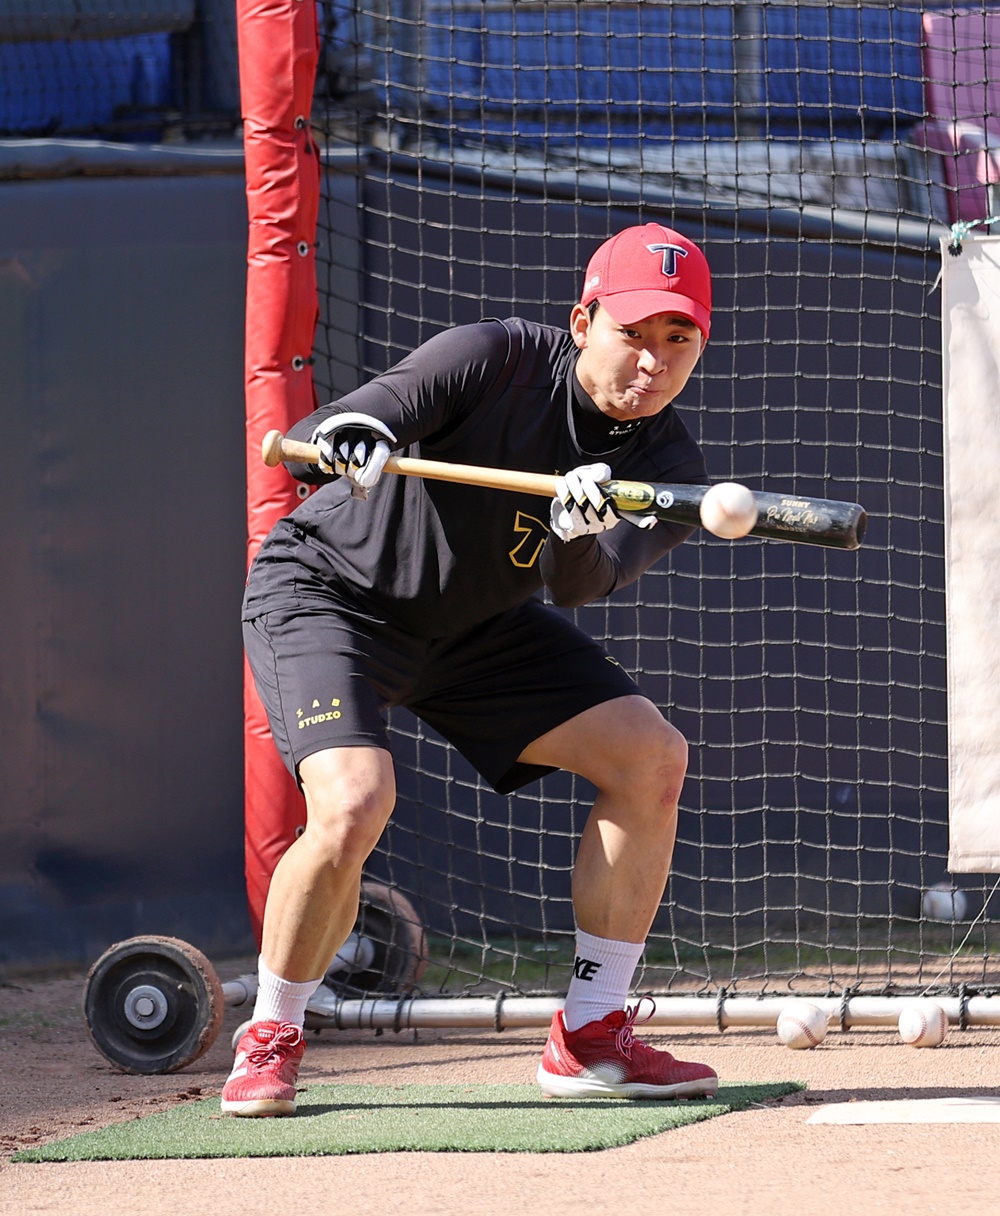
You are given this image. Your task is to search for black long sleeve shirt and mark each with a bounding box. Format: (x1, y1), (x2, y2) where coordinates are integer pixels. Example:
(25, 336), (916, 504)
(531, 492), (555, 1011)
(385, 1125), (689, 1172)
(243, 317), (707, 638)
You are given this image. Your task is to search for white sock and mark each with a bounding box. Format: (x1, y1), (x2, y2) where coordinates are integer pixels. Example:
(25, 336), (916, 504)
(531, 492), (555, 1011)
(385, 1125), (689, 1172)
(562, 930), (645, 1032)
(251, 955), (325, 1027)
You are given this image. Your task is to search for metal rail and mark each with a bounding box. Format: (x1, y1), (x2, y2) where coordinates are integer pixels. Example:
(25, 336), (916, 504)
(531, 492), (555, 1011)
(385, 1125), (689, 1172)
(221, 987), (1000, 1031)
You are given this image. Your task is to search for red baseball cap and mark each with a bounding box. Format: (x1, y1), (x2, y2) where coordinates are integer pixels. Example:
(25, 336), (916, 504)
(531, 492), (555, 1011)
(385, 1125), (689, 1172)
(579, 223), (712, 340)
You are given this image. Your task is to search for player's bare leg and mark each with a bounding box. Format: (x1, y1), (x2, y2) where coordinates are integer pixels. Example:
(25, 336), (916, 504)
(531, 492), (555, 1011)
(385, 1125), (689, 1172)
(221, 745), (395, 1116)
(263, 745), (397, 981)
(519, 695), (718, 1098)
(519, 695), (683, 942)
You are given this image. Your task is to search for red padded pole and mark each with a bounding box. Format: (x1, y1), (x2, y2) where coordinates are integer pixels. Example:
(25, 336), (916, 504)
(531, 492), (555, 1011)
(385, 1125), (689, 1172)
(237, 0), (320, 945)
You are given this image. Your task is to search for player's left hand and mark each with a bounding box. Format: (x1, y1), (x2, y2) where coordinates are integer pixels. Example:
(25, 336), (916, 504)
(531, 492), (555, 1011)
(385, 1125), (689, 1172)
(550, 462), (621, 542)
(310, 412), (398, 499)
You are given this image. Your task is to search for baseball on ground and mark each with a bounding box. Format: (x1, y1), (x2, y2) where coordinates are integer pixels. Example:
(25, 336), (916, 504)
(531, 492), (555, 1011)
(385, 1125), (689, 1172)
(921, 882), (968, 922)
(699, 481), (758, 539)
(776, 1002), (828, 1050)
(898, 1001), (948, 1048)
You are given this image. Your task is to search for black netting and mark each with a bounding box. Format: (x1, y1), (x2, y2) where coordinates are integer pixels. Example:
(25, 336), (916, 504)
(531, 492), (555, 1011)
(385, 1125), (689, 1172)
(309, 1), (1000, 1002)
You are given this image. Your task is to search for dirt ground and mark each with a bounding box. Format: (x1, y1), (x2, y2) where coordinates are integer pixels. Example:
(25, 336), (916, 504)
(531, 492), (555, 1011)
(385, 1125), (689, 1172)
(2, 955), (1000, 1216)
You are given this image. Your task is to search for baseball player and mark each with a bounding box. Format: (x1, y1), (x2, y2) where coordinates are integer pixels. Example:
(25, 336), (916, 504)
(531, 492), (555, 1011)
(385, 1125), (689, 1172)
(223, 222), (719, 1115)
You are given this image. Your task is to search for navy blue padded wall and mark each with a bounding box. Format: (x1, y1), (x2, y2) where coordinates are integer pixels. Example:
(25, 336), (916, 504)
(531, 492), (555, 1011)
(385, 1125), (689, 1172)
(0, 173), (252, 969)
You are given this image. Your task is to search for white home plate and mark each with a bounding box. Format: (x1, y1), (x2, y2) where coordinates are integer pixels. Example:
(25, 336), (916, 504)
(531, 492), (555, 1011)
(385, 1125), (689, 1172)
(808, 1097), (1000, 1125)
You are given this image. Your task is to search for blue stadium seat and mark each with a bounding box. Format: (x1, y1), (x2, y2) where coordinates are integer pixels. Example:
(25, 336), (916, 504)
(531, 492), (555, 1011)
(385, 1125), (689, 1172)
(0, 34), (173, 136)
(404, 4), (929, 148)
(761, 6), (925, 137)
(414, 5), (736, 144)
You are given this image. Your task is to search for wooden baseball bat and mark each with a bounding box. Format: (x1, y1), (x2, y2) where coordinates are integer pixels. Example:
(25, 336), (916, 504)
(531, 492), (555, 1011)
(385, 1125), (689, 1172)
(261, 430), (867, 550)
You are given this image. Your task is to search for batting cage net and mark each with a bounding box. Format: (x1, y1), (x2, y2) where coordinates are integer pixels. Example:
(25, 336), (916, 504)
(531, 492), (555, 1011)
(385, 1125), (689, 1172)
(308, 0), (1000, 1012)
(8, 2), (1000, 1016)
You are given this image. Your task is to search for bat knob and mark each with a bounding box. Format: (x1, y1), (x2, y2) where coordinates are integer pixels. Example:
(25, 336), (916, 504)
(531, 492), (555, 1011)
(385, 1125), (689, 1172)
(261, 430), (285, 467)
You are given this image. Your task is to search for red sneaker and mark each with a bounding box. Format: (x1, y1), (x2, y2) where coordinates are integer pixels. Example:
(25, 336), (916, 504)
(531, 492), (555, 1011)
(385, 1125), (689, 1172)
(537, 1000), (718, 1099)
(220, 1020), (306, 1117)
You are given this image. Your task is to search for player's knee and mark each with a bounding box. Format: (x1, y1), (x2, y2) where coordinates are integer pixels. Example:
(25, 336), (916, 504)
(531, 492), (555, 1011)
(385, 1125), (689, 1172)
(299, 749), (396, 869)
(300, 789), (394, 869)
(637, 725), (687, 807)
(601, 711), (688, 807)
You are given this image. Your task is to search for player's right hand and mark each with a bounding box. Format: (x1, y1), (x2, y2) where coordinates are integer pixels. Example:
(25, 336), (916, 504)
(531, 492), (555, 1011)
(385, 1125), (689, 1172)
(310, 412), (398, 499)
(550, 462), (621, 542)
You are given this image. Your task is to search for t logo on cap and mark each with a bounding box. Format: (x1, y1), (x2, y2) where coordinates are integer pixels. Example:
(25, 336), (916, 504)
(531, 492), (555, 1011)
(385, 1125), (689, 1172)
(647, 243), (688, 278)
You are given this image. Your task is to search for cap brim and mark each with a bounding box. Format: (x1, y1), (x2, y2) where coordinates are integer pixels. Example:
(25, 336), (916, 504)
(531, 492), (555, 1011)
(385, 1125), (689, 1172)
(598, 290), (711, 339)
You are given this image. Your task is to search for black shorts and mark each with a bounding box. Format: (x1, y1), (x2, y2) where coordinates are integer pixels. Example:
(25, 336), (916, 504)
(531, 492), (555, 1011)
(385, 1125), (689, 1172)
(243, 591), (641, 794)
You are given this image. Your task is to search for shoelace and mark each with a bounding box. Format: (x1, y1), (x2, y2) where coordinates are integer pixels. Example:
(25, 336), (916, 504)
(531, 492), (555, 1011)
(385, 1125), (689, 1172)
(246, 1022), (304, 1069)
(611, 996), (656, 1060)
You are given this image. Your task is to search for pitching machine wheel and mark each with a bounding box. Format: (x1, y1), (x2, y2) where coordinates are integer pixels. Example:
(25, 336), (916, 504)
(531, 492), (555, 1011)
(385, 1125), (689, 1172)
(84, 935), (225, 1074)
(323, 881), (427, 997)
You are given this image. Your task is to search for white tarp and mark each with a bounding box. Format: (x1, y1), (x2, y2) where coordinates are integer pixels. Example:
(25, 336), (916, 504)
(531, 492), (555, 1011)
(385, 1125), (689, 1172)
(942, 232), (1000, 872)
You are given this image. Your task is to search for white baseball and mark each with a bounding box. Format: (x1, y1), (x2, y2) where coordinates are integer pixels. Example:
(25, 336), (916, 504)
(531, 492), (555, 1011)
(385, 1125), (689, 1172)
(699, 482), (758, 539)
(898, 1001), (948, 1048)
(776, 1002), (828, 1050)
(921, 883), (968, 922)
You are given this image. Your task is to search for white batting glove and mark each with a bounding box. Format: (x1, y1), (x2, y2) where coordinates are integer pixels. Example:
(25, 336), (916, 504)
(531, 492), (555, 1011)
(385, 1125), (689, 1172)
(310, 412), (398, 499)
(549, 462), (621, 542)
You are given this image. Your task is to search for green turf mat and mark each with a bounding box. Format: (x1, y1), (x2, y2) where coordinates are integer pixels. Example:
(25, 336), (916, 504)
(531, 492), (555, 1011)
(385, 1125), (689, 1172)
(12, 1082), (802, 1160)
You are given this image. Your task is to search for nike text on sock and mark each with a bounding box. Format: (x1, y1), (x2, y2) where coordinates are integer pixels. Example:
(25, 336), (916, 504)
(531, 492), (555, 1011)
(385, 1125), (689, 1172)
(562, 931), (645, 1032)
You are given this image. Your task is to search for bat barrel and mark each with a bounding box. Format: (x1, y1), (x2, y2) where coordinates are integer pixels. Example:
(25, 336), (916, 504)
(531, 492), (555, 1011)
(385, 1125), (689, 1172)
(749, 492), (867, 550)
(607, 482), (868, 549)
